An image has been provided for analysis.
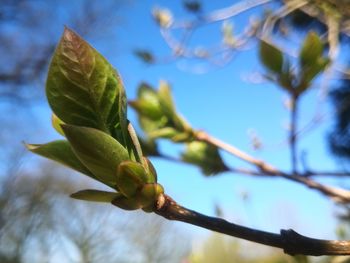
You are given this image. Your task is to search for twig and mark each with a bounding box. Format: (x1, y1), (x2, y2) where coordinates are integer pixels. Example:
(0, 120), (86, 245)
(155, 193), (350, 256)
(195, 130), (279, 172)
(195, 130), (350, 202)
(290, 95), (299, 174)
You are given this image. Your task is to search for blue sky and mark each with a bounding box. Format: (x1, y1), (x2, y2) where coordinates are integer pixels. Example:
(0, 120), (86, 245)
(29, 0), (345, 242)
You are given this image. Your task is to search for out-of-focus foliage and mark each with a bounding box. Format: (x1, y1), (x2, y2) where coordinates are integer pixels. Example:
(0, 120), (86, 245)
(259, 32), (330, 96)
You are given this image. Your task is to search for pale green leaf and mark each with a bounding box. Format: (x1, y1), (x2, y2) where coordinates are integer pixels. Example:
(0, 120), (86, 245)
(25, 140), (97, 180)
(62, 125), (129, 186)
(116, 161), (148, 197)
(158, 80), (176, 117)
(71, 189), (119, 202)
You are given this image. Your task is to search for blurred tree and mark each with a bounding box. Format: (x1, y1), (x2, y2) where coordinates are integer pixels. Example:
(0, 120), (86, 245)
(0, 164), (189, 263)
(187, 233), (311, 263)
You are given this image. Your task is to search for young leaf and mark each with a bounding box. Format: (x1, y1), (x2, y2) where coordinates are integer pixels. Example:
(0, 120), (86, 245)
(71, 189), (119, 202)
(148, 127), (179, 139)
(25, 140), (97, 180)
(62, 125), (129, 186)
(116, 161), (148, 197)
(135, 183), (164, 208)
(259, 40), (283, 73)
(112, 194), (143, 210)
(158, 80), (176, 118)
(46, 27), (127, 140)
(129, 83), (163, 120)
(181, 141), (228, 175)
(300, 32), (323, 68)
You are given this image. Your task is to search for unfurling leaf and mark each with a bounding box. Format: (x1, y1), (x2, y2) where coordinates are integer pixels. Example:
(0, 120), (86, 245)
(116, 161), (149, 197)
(259, 40), (283, 73)
(129, 83), (163, 120)
(181, 141), (228, 175)
(131, 82), (194, 143)
(71, 189), (119, 202)
(46, 28), (127, 143)
(27, 27), (165, 213)
(62, 125), (129, 186)
(25, 140), (98, 181)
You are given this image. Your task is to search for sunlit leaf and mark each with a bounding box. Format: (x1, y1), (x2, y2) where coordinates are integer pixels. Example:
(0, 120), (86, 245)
(62, 125), (129, 186)
(46, 28), (127, 142)
(71, 189), (119, 202)
(25, 140), (98, 180)
(51, 113), (65, 136)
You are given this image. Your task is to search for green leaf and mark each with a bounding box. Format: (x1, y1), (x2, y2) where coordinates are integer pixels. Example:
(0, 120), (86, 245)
(71, 189), (119, 202)
(62, 125), (129, 186)
(158, 80), (176, 118)
(300, 32), (323, 68)
(46, 27), (127, 140)
(51, 114), (65, 136)
(129, 83), (163, 120)
(143, 157), (158, 183)
(116, 161), (148, 197)
(259, 40), (283, 73)
(135, 183), (164, 208)
(148, 127), (179, 139)
(25, 140), (97, 180)
(297, 57), (330, 94)
(112, 194), (143, 210)
(181, 141), (228, 175)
